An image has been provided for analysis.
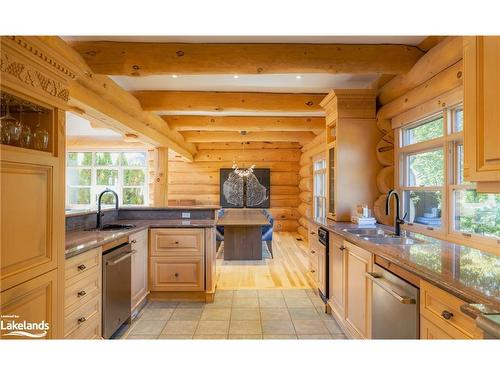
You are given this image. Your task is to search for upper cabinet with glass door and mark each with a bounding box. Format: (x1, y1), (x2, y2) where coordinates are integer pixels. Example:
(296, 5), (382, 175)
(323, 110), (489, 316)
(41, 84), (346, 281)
(463, 36), (500, 191)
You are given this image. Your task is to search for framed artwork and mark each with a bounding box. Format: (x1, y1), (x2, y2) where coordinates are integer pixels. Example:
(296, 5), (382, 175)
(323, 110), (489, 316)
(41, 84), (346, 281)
(220, 168), (270, 208)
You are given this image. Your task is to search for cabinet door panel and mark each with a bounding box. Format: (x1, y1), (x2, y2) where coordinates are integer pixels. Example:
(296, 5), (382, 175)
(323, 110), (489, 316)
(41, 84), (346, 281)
(131, 230), (148, 310)
(150, 257), (204, 292)
(150, 228), (204, 257)
(329, 235), (345, 318)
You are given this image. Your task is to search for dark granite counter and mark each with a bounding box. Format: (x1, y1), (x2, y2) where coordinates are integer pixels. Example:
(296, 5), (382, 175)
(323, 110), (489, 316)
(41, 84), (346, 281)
(65, 219), (216, 259)
(309, 219), (500, 311)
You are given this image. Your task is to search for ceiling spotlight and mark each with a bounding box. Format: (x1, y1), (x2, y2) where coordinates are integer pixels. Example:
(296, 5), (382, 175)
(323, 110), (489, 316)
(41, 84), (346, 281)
(233, 75), (239, 79)
(296, 75), (302, 79)
(171, 74), (178, 78)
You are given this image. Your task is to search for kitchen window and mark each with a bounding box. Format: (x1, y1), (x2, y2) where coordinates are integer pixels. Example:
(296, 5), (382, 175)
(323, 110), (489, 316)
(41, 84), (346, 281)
(397, 104), (500, 250)
(313, 157), (327, 219)
(66, 151), (148, 210)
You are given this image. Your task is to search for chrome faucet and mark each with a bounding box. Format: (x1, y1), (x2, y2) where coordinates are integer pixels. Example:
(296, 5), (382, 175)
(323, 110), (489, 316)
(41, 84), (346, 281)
(385, 189), (407, 236)
(96, 188), (119, 230)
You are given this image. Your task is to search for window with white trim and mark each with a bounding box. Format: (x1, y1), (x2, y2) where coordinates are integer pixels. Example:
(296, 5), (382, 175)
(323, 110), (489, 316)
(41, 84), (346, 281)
(398, 104), (500, 246)
(313, 157), (327, 219)
(66, 151), (148, 210)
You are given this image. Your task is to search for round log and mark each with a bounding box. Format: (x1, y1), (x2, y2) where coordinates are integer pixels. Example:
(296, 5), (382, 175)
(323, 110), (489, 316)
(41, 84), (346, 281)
(299, 191), (312, 203)
(376, 166), (394, 194)
(297, 225), (308, 239)
(299, 177), (312, 192)
(376, 118), (392, 135)
(376, 137), (394, 166)
(298, 203), (312, 218)
(299, 164), (312, 178)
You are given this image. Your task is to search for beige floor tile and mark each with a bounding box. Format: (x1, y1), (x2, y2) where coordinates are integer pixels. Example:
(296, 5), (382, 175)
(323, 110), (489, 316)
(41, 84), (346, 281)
(282, 289), (308, 298)
(317, 309), (334, 320)
(170, 308), (203, 321)
(193, 334), (228, 339)
(229, 320), (262, 335)
(288, 308), (321, 321)
(258, 290), (283, 298)
(228, 334), (262, 339)
(285, 298), (314, 308)
(158, 334), (194, 339)
(259, 297), (286, 308)
(205, 298), (233, 308)
(125, 334), (158, 339)
(309, 295), (327, 308)
(128, 320), (167, 335)
(177, 302), (206, 309)
(148, 301), (179, 309)
(331, 333), (348, 339)
(215, 290), (234, 298)
(233, 297), (259, 308)
(140, 308), (175, 321)
(260, 308), (291, 321)
(323, 320), (344, 335)
(234, 290), (258, 298)
(297, 334), (333, 339)
(263, 334), (297, 339)
(262, 320), (296, 334)
(200, 308), (231, 321)
(231, 308), (261, 321)
(293, 320), (330, 335)
(161, 320), (199, 335)
(195, 320), (230, 335)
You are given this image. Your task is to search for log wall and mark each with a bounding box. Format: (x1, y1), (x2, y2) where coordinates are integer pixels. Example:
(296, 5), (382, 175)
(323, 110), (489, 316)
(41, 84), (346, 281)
(167, 142), (301, 232)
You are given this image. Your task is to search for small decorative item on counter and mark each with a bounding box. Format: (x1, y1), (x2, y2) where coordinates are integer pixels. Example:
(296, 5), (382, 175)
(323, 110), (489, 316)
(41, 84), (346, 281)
(352, 204), (377, 226)
(33, 110), (49, 150)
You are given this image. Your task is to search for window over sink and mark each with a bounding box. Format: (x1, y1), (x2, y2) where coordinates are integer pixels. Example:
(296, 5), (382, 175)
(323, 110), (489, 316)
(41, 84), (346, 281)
(66, 151), (148, 211)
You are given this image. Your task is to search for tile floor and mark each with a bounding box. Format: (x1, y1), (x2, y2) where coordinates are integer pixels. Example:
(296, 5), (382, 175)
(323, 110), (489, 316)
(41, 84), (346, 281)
(116, 288), (347, 339)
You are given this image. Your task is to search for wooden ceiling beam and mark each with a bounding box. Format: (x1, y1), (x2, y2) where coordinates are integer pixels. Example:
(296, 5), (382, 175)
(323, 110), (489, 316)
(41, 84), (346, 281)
(134, 91), (326, 113)
(68, 41), (424, 76)
(163, 115), (325, 132)
(182, 131), (316, 144)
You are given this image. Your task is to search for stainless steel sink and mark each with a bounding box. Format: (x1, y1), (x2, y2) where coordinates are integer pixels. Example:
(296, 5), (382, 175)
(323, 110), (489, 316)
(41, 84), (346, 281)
(86, 223), (136, 231)
(343, 228), (388, 237)
(362, 236), (420, 245)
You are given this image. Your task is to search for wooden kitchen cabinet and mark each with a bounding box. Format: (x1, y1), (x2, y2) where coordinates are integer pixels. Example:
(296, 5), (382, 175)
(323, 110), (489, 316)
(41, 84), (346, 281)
(328, 233), (346, 321)
(130, 229), (149, 313)
(308, 222), (319, 284)
(149, 228), (205, 292)
(463, 36), (500, 191)
(344, 241), (373, 339)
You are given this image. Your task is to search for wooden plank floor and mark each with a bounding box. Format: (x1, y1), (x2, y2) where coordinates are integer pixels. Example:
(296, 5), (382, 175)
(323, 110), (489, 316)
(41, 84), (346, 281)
(216, 232), (316, 290)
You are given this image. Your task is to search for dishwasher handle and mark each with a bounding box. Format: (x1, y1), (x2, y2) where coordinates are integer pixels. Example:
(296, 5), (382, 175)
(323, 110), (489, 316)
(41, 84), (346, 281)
(106, 250), (136, 266)
(366, 272), (416, 305)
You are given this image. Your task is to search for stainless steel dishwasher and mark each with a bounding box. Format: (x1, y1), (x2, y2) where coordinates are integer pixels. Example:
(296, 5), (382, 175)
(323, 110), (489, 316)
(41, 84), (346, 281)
(102, 242), (134, 338)
(366, 264), (419, 339)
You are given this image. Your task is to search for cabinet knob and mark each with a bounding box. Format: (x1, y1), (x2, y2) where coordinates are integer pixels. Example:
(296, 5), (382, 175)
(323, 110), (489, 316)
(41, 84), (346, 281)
(311, 250), (316, 254)
(77, 317), (86, 324)
(77, 290), (86, 297)
(441, 310), (454, 320)
(339, 245), (346, 251)
(311, 270), (315, 273)
(77, 264), (86, 271)
(174, 273), (179, 278)
(131, 239), (137, 243)
(174, 241), (179, 245)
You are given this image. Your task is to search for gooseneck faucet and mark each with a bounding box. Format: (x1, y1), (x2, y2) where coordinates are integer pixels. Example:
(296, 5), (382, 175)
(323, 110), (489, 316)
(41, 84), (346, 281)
(385, 189), (407, 236)
(96, 188), (119, 230)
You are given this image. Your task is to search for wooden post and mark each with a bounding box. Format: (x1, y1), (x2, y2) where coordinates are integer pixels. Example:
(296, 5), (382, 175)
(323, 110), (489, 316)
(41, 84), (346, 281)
(151, 147), (169, 206)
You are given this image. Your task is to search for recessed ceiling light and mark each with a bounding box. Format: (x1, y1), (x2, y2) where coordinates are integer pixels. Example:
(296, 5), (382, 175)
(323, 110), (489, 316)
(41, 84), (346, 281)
(172, 74), (178, 78)
(296, 75), (302, 79)
(233, 75), (239, 79)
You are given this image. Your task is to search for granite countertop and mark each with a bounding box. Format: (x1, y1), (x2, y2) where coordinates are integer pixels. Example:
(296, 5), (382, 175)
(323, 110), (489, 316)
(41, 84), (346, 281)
(66, 205), (221, 217)
(65, 219), (216, 258)
(310, 219), (500, 311)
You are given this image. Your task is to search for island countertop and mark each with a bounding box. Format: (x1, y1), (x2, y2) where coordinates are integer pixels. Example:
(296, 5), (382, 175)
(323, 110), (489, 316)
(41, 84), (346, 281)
(65, 219), (216, 259)
(309, 218), (500, 311)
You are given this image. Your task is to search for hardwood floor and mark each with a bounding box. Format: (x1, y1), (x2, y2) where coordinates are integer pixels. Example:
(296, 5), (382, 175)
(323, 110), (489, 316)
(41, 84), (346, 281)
(215, 232), (316, 290)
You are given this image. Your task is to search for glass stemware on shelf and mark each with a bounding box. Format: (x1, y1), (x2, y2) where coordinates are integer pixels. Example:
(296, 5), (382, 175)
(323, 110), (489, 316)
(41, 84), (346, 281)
(18, 104), (33, 148)
(0, 98), (21, 145)
(33, 110), (49, 150)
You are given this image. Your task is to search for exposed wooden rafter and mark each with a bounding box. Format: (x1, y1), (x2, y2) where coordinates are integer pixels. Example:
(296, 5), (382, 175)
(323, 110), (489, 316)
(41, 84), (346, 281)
(164, 115), (325, 132)
(133, 91), (326, 113)
(68, 41), (424, 76)
(181, 131), (316, 144)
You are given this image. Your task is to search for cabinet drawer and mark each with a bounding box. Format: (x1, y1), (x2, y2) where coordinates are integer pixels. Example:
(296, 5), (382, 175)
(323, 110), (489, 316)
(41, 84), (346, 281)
(150, 257), (204, 291)
(64, 311), (101, 339)
(420, 315), (454, 339)
(64, 295), (101, 338)
(420, 280), (482, 339)
(64, 269), (100, 315)
(65, 248), (101, 280)
(150, 229), (204, 257)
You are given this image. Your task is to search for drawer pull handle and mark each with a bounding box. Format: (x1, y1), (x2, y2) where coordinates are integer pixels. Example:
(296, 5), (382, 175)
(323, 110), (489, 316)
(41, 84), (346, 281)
(339, 245), (346, 251)
(77, 290), (86, 297)
(77, 264), (86, 271)
(311, 250), (316, 254)
(311, 270), (315, 273)
(441, 310), (454, 320)
(77, 317), (86, 324)
(174, 273), (179, 278)
(131, 239), (137, 243)
(174, 241), (179, 245)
